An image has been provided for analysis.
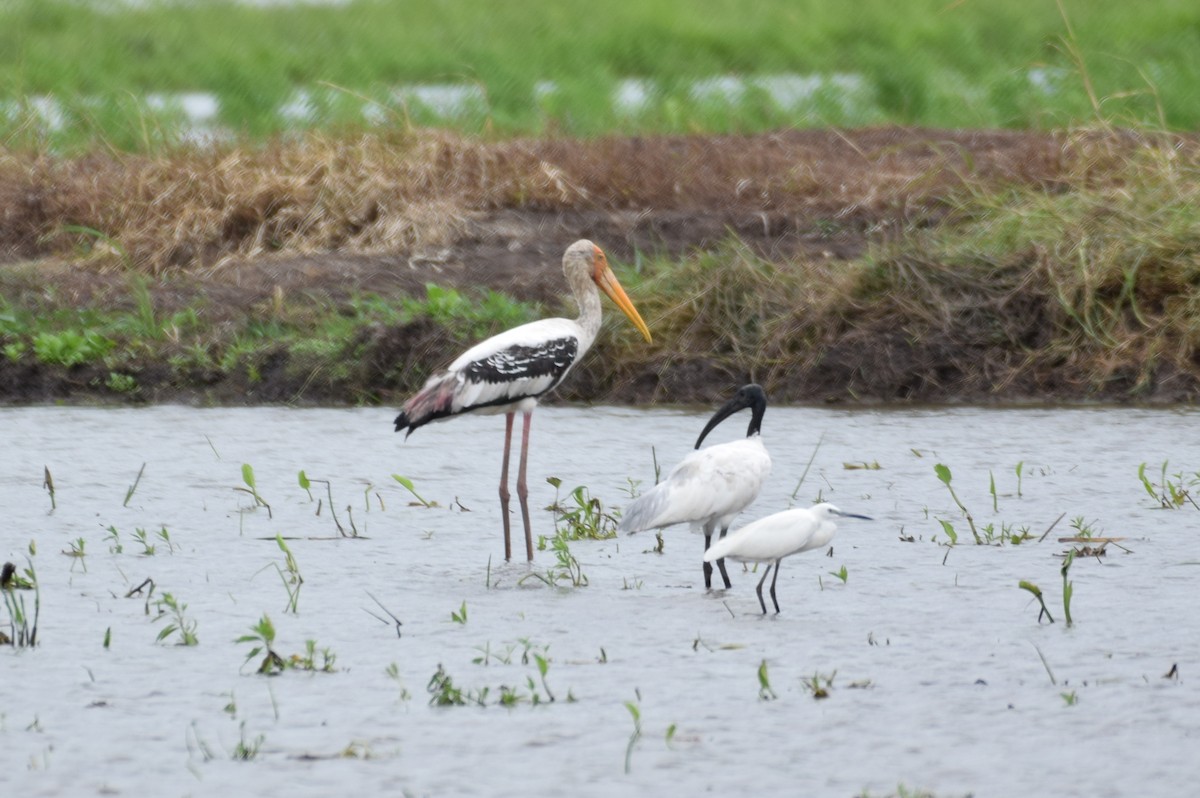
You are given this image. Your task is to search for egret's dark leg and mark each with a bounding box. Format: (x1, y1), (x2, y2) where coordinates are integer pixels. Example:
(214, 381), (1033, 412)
(516, 410), (534, 562)
(769, 559), (782, 614)
(716, 526), (732, 589)
(702, 533), (713, 589)
(755, 564), (773, 615)
(499, 412), (515, 562)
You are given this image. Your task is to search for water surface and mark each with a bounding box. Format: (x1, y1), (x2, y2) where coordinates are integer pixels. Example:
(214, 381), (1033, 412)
(2, 405), (1197, 796)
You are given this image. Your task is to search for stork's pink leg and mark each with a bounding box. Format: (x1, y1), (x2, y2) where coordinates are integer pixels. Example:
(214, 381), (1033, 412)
(499, 412), (515, 562)
(516, 410), (534, 562)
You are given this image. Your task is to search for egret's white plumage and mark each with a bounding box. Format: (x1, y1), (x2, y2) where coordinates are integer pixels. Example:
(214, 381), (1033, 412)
(619, 384), (771, 589)
(395, 240), (652, 562)
(704, 502), (872, 614)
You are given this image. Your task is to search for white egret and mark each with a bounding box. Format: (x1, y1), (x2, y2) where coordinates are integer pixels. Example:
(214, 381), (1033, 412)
(619, 384), (771, 589)
(395, 240), (652, 562)
(704, 502), (872, 614)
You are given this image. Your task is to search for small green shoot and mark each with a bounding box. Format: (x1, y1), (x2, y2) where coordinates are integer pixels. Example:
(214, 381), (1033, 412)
(623, 696), (643, 774)
(392, 474), (434, 508)
(132, 527), (156, 555)
(236, 613), (286, 674)
(290, 639), (337, 672)
(546, 478), (619, 540)
(937, 519), (958, 545)
(156, 525), (176, 553)
(1137, 461), (1199, 510)
(1015, 460), (1024, 497)
(237, 463), (272, 518)
(231, 722), (264, 760)
(989, 470), (998, 512)
(522, 529), (588, 587)
(473, 640), (513, 665)
(934, 463), (981, 544)
(802, 671), (836, 699)
(1061, 690), (1079, 706)
(65, 537), (87, 571)
(43, 466), (56, 511)
(2, 558), (40, 647)
(274, 534), (303, 614)
(1061, 550), (1075, 627)
(1019, 580), (1054, 624)
(155, 592), (198, 646)
(828, 565), (848, 584)
(427, 664), (486, 707)
(450, 600), (468, 625)
(757, 659), (777, 700)
(1068, 516), (1100, 538)
(298, 470), (313, 501)
(103, 626), (111, 649)
(237, 460), (271, 516)
(124, 462), (146, 507)
(532, 652), (555, 702)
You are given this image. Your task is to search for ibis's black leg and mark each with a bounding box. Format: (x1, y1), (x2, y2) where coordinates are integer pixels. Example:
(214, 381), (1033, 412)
(716, 526), (732, 589)
(702, 533), (713, 589)
(516, 410), (534, 562)
(769, 559), (782, 614)
(499, 413), (515, 562)
(755, 564), (773, 615)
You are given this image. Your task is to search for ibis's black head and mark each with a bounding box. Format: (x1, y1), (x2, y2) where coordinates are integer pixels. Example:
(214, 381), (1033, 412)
(694, 383), (767, 449)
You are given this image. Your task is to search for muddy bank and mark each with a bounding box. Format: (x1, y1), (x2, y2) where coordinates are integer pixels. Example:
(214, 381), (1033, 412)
(1, 126), (1197, 406)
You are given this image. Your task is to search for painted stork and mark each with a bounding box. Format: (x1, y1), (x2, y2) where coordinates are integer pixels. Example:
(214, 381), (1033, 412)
(394, 240), (652, 562)
(618, 384), (771, 589)
(704, 503), (872, 614)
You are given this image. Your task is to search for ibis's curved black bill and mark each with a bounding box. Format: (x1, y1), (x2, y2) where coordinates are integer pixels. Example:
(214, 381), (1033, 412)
(694, 383), (767, 449)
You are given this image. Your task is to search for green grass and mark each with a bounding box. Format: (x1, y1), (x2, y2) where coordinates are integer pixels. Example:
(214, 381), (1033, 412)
(0, 281), (540, 402)
(3, 0), (1200, 149)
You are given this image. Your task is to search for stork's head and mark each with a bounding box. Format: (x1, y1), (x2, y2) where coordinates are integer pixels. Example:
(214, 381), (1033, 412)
(565, 239), (652, 342)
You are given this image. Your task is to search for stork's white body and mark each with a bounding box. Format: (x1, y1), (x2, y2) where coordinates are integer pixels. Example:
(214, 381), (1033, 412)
(421, 316), (593, 420)
(394, 240), (651, 563)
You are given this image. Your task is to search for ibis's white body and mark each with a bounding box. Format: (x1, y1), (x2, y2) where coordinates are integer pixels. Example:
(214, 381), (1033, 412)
(619, 436), (771, 537)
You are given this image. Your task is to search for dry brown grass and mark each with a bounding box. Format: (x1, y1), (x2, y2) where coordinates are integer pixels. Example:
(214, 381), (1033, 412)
(0, 127), (1072, 274)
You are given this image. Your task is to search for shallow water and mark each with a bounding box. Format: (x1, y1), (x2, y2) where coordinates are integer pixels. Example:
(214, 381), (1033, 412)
(2, 405), (1198, 797)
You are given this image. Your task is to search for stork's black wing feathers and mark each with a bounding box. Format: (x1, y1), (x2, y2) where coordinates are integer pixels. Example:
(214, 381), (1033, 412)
(462, 337), (579, 386)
